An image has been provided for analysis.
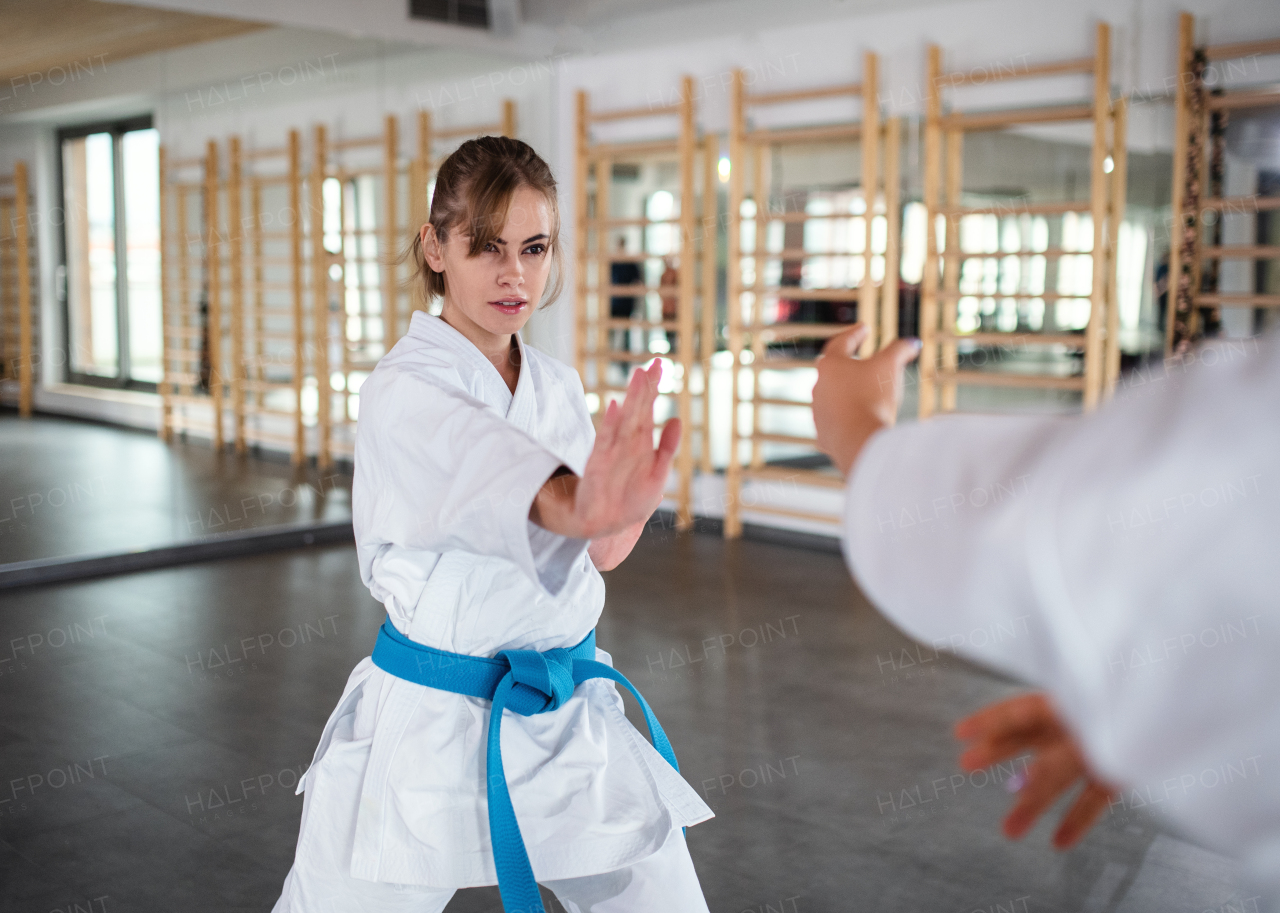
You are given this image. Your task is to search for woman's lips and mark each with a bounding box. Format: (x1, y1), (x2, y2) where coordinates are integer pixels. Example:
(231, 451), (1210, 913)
(489, 299), (527, 315)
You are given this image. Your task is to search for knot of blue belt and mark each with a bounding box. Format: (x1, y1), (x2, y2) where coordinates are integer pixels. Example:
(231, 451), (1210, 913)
(371, 618), (680, 913)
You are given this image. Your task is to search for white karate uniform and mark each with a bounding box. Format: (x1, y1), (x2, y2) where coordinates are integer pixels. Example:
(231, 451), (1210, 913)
(841, 333), (1280, 905)
(273, 312), (712, 910)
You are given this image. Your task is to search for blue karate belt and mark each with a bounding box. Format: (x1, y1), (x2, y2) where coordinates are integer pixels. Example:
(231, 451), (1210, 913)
(371, 617), (680, 913)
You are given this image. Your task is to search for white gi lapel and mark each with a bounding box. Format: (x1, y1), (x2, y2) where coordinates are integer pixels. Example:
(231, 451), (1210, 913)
(505, 332), (538, 435)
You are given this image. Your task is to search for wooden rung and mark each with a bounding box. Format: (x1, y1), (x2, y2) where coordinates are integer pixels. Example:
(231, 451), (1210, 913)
(600, 284), (680, 295)
(243, 379), (298, 391)
(1207, 90), (1280, 112)
(167, 157), (204, 168)
(1193, 293), (1280, 308)
(249, 174), (291, 186)
(939, 56), (1094, 86)
(960, 247), (1076, 260)
(749, 322), (853, 339)
(745, 124), (861, 145)
(166, 392), (211, 404)
(1201, 245), (1280, 259)
(755, 247), (867, 259)
(935, 291), (1093, 303)
(937, 369), (1085, 390)
(1204, 37), (1280, 61)
(753, 396), (813, 408)
(750, 357), (817, 371)
(937, 104), (1094, 132)
(739, 502), (841, 524)
(590, 103), (681, 122)
(244, 407), (299, 418)
(743, 465), (845, 489)
(757, 287), (862, 302)
(587, 139), (678, 160)
(755, 210), (868, 225)
(941, 201), (1091, 217)
(746, 82), (862, 106)
(601, 318), (680, 330)
(1194, 195), (1280, 213)
(585, 218), (678, 228)
(939, 332), (1086, 348)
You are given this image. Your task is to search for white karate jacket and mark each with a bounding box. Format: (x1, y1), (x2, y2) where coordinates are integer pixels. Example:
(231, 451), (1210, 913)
(298, 312), (712, 887)
(842, 333), (1280, 903)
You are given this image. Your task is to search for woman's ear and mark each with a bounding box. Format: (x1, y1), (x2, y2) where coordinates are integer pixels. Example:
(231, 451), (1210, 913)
(421, 223), (445, 272)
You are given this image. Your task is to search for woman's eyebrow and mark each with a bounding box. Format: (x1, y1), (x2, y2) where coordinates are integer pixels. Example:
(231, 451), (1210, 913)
(489, 233), (549, 246)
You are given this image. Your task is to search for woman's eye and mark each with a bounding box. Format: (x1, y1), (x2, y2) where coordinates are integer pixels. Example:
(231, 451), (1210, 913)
(484, 242), (500, 253)
(523, 244), (546, 256)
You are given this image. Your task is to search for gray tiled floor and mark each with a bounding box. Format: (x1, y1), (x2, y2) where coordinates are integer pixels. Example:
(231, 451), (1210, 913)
(0, 414), (351, 565)
(0, 525), (1251, 912)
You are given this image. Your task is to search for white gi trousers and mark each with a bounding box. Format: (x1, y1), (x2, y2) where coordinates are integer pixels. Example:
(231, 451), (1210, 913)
(271, 729), (709, 913)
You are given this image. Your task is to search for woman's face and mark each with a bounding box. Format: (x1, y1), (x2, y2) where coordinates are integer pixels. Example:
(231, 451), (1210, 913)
(424, 184), (554, 343)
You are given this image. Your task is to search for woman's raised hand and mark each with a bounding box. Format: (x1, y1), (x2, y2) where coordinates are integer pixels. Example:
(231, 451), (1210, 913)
(573, 361), (681, 539)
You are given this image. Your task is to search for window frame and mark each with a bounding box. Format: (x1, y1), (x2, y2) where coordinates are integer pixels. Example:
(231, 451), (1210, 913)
(57, 114), (157, 392)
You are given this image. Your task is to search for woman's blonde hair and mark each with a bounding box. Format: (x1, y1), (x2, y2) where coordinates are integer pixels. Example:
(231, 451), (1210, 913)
(407, 135), (563, 308)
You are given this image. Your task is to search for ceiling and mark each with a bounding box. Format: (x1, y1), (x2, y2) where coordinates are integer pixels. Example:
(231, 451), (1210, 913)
(67, 0), (935, 58)
(0, 0), (267, 84)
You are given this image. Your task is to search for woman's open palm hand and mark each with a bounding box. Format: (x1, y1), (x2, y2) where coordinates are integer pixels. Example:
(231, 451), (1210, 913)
(574, 361), (681, 539)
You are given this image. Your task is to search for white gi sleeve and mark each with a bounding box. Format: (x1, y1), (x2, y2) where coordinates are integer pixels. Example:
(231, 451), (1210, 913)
(356, 366), (588, 597)
(842, 334), (1280, 890)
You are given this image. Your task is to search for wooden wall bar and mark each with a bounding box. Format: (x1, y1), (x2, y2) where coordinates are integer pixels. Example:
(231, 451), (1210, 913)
(1167, 12), (1280, 354)
(0, 163), (35, 416)
(574, 82), (708, 529)
(918, 24), (1125, 417)
(723, 53), (902, 538)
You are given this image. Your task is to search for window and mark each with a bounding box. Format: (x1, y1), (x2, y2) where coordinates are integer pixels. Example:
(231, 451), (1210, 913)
(59, 116), (160, 388)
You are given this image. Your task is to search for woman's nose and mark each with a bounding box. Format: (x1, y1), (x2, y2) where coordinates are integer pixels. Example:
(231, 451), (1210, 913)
(497, 249), (523, 284)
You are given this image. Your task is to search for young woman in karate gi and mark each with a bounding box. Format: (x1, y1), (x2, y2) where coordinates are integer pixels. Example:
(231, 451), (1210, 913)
(272, 136), (713, 913)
